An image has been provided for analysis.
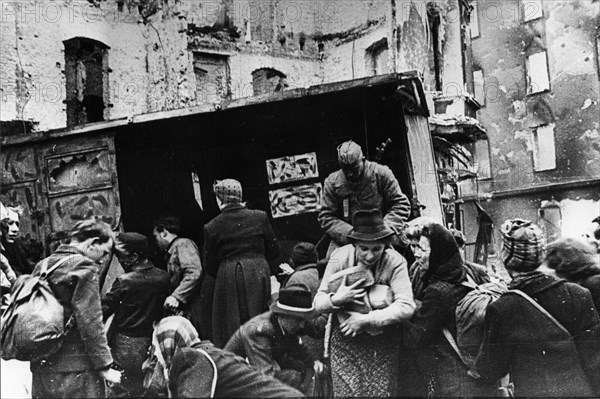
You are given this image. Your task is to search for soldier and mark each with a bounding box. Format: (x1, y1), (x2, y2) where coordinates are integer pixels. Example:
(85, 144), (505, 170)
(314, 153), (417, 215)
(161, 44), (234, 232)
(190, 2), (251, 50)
(319, 140), (411, 256)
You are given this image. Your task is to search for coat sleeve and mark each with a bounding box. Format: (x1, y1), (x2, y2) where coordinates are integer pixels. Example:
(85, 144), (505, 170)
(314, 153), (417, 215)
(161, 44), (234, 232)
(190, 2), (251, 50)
(203, 226), (219, 278)
(237, 323), (282, 377)
(475, 301), (511, 381)
(367, 258), (416, 327)
(262, 212), (280, 262)
(102, 277), (124, 320)
(403, 284), (455, 347)
(318, 175), (353, 247)
(314, 251), (346, 313)
(170, 348), (215, 398)
(171, 240), (203, 305)
(378, 165), (411, 237)
(572, 288), (600, 395)
(71, 261), (113, 369)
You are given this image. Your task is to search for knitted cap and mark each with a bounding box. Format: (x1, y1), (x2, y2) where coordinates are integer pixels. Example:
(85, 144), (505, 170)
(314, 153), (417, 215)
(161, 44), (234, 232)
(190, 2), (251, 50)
(290, 242), (318, 267)
(213, 179), (242, 204)
(500, 218), (545, 272)
(337, 140), (363, 166)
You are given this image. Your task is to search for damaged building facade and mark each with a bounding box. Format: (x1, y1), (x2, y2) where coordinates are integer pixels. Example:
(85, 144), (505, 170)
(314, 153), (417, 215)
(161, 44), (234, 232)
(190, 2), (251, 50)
(461, 0), (600, 262)
(1, 0), (489, 265)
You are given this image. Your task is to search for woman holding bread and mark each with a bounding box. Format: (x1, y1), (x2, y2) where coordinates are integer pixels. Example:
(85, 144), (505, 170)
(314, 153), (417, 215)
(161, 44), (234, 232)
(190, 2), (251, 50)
(314, 209), (416, 397)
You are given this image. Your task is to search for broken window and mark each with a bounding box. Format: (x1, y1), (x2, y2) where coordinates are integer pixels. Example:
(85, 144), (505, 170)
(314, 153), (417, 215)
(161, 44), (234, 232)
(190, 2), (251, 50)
(252, 68), (287, 96)
(538, 200), (561, 242)
(475, 139), (492, 179)
(366, 39), (389, 76)
(470, 1), (480, 39)
(531, 123), (556, 171)
(522, 0), (543, 22)
(64, 38), (109, 128)
(526, 51), (550, 94)
(193, 52), (230, 104)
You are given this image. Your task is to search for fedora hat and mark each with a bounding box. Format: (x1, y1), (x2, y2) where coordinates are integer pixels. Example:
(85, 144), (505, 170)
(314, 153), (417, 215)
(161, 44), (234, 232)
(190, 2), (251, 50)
(270, 285), (314, 319)
(347, 209), (395, 242)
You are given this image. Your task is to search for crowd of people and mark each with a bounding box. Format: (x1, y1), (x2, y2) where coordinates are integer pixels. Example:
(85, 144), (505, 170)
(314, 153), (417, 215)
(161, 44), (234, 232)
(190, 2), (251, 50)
(1, 140), (600, 398)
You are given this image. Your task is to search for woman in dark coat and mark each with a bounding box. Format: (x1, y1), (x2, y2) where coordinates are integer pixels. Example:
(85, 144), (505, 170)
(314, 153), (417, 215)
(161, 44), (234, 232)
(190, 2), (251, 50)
(476, 219), (600, 397)
(403, 221), (496, 397)
(544, 236), (600, 311)
(204, 179), (280, 348)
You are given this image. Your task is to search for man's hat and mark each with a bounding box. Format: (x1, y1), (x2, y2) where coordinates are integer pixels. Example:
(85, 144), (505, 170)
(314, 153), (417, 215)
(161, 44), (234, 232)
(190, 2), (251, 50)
(270, 285), (314, 319)
(347, 209), (395, 242)
(337, 140), (364, 166)
(116, 232), (150, 259)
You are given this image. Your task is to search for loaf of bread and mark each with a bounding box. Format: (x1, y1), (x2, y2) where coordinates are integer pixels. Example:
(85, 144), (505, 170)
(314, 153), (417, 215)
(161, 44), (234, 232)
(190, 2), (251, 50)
(326, 266), (374, 293)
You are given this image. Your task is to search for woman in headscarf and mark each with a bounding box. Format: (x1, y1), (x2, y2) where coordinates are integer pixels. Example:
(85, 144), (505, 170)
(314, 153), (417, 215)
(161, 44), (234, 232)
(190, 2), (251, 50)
(144, 316), (301, 398)
(204, 179), (280, 347)
(403, 221), (496, 397)
(544, 237), (600, 311)
(313, 209), (415, 397)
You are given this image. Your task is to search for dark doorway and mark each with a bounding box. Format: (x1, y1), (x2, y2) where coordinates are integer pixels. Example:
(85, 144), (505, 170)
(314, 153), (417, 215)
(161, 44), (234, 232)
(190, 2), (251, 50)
(115, 80), (414, 263)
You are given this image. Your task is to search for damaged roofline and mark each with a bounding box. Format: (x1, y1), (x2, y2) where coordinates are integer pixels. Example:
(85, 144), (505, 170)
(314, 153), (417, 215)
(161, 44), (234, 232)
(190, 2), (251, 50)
(2, 71), (428, 147)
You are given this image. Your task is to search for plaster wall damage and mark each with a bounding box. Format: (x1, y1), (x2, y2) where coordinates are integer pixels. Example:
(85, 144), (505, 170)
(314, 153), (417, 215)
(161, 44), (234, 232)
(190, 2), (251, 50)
(1, 0), (471, 133)
(472, 0), (600, 192)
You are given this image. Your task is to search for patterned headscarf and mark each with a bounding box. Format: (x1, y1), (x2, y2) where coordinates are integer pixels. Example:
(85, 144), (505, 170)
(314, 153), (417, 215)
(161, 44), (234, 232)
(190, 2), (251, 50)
(213, 179), (243, 205)
(153, 316), (201, 370)
(500, 218), (545, 272)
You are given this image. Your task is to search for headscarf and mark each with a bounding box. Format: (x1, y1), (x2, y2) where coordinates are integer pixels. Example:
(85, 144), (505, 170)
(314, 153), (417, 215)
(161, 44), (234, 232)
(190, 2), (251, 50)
(153, 316), (201, 370)
(422, 223), (465, 287)
(145, 316), (215, 398)
(213, 179), (243, 205)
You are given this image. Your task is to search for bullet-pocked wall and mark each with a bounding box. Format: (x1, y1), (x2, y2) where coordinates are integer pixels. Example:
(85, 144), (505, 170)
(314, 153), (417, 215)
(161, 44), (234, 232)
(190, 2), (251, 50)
(460, 0), (600, 250)
(471, 0), (600, 192)
(1, 0), (403, 133)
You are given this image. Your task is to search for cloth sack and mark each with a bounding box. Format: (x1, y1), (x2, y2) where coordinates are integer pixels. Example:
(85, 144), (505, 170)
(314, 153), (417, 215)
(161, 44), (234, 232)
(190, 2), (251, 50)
(455, 279), (508, 369)
(1, 256), (77, 361)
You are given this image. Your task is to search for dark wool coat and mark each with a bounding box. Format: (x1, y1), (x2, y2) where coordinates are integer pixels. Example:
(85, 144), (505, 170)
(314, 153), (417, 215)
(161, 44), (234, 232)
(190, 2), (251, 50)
(403, 224), (495, 397)
(204, 203), (280, 347)
(30, 245), (113, 373)
(223, 311), (316, 391)
(476, 271), (600, 397)
(318, 160), (411, 247)
(580, 274), (600, 313)
(168, 342), (303, 398)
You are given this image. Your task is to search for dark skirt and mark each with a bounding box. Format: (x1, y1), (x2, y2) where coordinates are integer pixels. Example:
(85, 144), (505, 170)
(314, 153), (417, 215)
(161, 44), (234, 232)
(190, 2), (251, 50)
(109, 333), (152, 397)
(195, 273), (215, 341)
(330, 318), (401, 397)
(212, 256), (271, 348)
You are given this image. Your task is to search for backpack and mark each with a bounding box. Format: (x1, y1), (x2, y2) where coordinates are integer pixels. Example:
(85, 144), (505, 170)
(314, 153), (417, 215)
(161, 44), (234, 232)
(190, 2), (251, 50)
(1, 255), (79, 362)
(443, 276), (508, 371)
